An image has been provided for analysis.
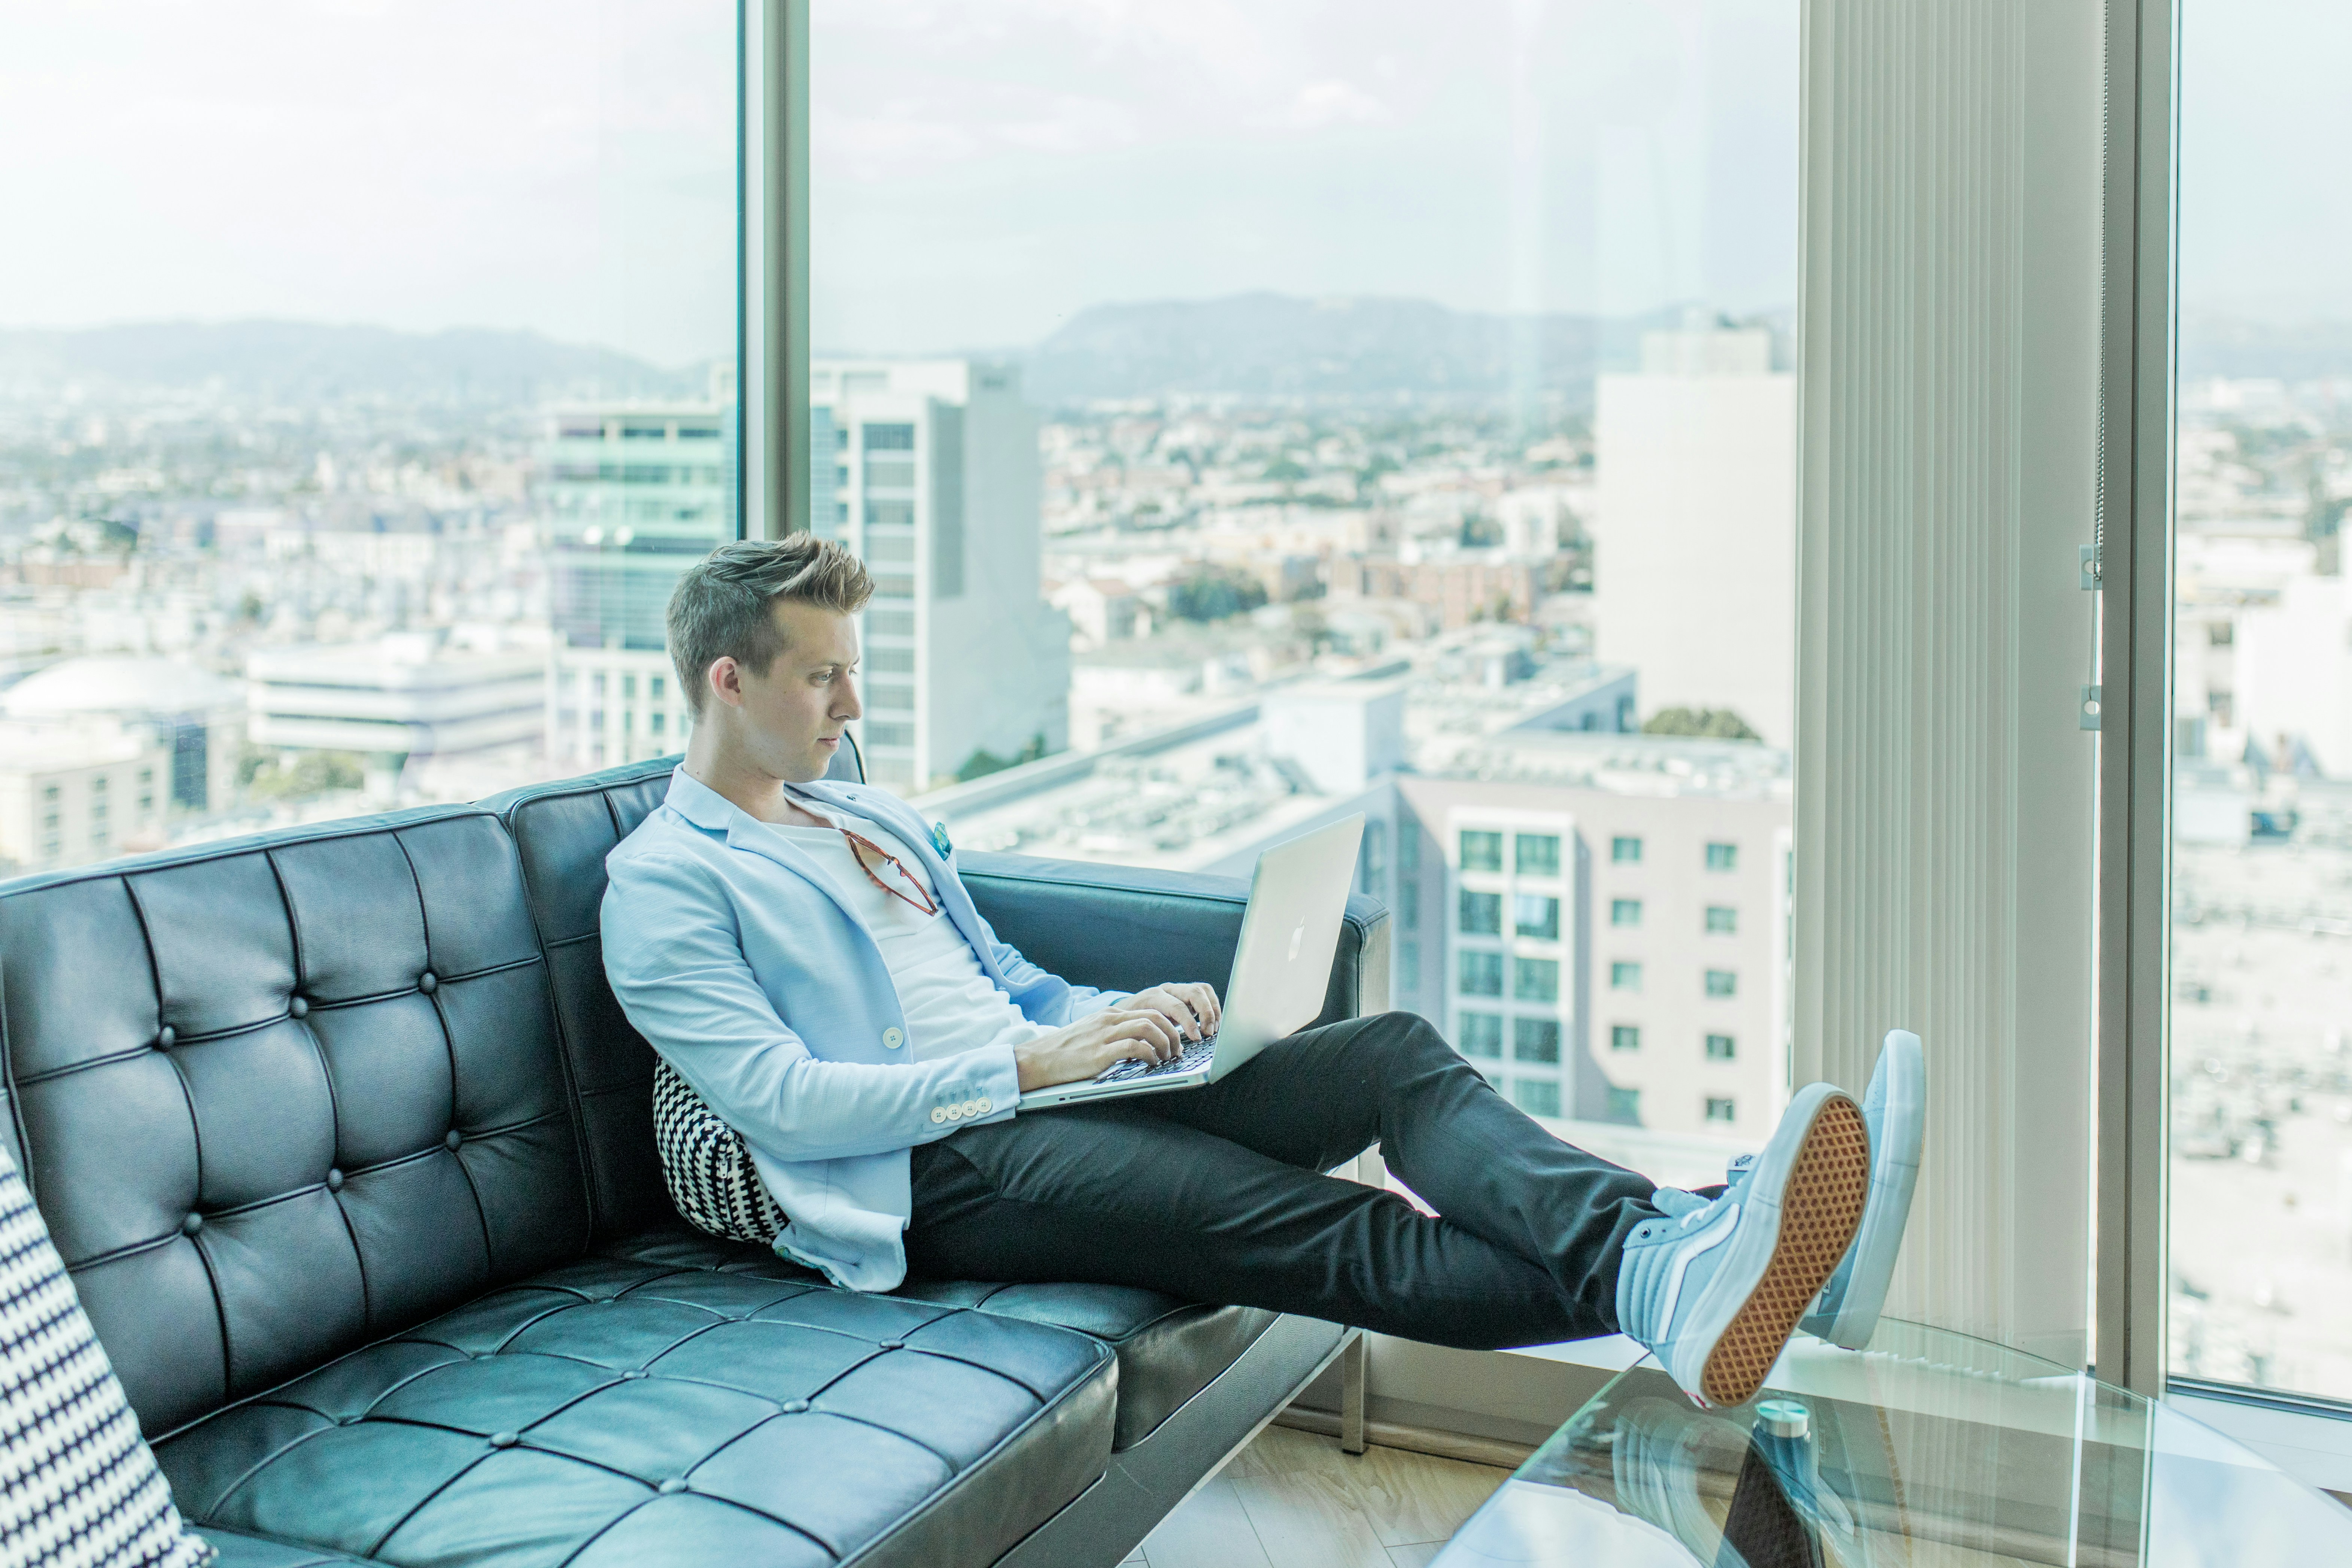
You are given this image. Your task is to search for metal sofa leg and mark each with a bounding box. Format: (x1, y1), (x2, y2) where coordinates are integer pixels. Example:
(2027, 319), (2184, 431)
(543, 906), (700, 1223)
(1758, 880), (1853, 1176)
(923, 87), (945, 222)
(1339, 1330), (1368, 1455)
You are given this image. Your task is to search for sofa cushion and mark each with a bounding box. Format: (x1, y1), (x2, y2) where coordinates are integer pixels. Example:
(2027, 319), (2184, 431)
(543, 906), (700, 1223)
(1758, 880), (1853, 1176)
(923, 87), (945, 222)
(901, 1281), (1277, 1452)
(158, 1246), (1114, 1568)
(606, 1228), (1277, 1452)
(0, 809), (591, 1438)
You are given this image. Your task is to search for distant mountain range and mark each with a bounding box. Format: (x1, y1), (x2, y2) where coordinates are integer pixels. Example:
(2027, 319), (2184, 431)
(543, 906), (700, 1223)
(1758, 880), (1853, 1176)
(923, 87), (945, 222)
(0, 320), (699, 404)
(1012, 293), (1786, 405)
(10, 299), (2340, 410)
(2178, 311), (2352, 385)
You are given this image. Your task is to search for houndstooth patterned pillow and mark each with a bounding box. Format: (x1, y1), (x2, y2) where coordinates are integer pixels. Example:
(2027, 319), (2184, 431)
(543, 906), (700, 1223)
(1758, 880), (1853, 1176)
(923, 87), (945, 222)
(0, 1140), (212, 1568)
(651, 1057), (786, 1245)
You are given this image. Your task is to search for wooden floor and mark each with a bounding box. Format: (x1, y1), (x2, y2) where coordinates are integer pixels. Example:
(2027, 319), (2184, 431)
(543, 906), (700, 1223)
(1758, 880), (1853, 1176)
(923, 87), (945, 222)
(1121, 1424), (1511, 1568)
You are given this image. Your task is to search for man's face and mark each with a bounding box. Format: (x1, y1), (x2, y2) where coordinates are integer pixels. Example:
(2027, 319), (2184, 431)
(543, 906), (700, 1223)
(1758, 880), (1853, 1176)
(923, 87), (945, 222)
(712, 601), (862, 783)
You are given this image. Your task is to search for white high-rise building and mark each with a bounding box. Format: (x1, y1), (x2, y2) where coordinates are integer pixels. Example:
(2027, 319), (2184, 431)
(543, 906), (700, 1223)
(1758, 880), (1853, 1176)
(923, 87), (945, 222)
(813, 360), (1070, 791)
(1395, 766), (1792, 1141)
(1594, 318), (1797, 746)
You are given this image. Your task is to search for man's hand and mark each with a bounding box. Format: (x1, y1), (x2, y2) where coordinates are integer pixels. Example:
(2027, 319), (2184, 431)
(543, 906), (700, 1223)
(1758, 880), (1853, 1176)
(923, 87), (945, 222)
(1128, 981), (1221, 1046)
(1014, 1005), (1186, 1091)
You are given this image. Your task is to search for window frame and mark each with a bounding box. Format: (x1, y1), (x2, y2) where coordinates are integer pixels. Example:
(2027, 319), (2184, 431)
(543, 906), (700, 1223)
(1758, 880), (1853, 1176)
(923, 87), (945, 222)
(2094, 0), (2178, 1401)
(749, 0), (808, 541)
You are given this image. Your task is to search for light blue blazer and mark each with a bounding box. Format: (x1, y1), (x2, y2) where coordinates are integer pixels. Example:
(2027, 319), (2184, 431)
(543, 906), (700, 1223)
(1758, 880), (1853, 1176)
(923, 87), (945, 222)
(600, 768), (1130, 1291)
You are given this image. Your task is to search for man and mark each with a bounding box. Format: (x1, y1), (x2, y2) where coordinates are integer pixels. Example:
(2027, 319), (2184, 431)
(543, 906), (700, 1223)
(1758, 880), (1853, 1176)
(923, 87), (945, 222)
(602, 537), (1923, 1409)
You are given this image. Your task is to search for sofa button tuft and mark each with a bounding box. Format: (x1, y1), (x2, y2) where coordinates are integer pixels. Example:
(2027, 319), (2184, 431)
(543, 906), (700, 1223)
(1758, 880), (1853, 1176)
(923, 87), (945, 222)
(445, 1130), (463, 1150)
(622, 1368), (649, 1380)
(180, 1213), (202, 1235)
(489, 1431), (518, 1449)
(877, 1340), (903, 1352)
(288, 996), (309, 1019)
(325, 1169), (344, 1192)
(658, 1478), (688, 1495)
(155, 1025), (175, 1051)
(418, 971), (438, 994)
(781, 1399), (811, 1414)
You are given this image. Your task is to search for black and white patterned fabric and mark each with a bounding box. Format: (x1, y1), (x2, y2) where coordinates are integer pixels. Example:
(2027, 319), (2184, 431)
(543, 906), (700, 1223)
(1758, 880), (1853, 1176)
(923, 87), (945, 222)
(0, 1142), (212, 1568)
(650, 1057), (787, 1245)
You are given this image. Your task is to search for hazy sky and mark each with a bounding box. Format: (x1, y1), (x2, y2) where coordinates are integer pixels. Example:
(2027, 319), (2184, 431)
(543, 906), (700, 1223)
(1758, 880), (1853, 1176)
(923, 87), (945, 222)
(810, 0), (1799, 353)
(0, 0), (2339, 365)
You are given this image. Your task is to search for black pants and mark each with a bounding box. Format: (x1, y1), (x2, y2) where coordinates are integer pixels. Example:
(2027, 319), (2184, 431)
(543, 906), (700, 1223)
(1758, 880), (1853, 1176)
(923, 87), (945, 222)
(904, 1011), (1665, 1350)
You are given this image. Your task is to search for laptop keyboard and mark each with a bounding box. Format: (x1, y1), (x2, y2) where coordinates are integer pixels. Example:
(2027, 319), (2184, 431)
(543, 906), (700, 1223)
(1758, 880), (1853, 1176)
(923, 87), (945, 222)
(1094, 1034), (1218, 1084)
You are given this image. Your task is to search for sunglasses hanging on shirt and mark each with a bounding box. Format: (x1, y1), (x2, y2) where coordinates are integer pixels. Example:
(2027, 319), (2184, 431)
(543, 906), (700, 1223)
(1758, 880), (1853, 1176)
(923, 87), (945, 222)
(838, 828), (940, 918)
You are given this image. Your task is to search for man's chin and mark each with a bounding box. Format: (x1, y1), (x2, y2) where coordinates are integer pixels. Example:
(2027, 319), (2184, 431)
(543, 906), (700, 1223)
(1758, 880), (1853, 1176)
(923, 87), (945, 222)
(788, 740), (842, 783)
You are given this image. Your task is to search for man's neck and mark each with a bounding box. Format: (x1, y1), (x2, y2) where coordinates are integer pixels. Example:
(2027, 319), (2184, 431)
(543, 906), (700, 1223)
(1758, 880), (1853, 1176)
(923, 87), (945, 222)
(680, 737), (824, 826)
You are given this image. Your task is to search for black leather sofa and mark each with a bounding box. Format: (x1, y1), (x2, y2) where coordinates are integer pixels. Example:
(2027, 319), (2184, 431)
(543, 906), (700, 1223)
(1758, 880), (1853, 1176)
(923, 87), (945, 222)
(0, 757), (1386, 1567)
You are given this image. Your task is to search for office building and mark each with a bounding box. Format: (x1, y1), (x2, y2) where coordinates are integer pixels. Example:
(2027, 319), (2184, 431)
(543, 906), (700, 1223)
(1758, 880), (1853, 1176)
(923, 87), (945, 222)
(540, 385), (735, 772)
(1394, 741), (1793, 1140)
(247, 633), (545, 759)
(1, 654), (243, 817)
(1593, 317), (1797, 745)
(813, 359), (1070, 791)
(0, 720), (171, 873)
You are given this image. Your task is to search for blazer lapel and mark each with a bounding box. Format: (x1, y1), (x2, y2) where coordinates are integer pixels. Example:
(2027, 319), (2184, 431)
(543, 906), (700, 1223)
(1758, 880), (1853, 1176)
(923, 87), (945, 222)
(721, 814), (874, 937)
(662, 768), (882, 948)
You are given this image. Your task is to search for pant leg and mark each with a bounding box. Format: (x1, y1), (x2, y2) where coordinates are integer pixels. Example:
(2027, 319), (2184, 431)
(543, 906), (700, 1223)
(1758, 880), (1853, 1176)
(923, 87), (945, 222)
(1136, 1011), (1662, 1331)
(904, 1102), (1594, 1349)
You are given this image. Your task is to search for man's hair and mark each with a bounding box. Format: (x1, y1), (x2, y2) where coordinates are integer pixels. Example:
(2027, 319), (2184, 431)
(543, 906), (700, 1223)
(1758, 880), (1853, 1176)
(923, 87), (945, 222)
(666, 536), (872, 716)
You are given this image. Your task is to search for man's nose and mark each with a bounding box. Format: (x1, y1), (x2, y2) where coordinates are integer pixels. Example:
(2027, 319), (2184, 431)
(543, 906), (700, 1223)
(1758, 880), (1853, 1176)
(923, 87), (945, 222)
(838, 675), (863, 722)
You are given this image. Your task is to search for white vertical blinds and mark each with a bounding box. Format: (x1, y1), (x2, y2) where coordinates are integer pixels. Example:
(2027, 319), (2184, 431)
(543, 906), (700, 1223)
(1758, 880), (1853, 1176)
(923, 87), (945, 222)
(1793, 0), (2105, 1364)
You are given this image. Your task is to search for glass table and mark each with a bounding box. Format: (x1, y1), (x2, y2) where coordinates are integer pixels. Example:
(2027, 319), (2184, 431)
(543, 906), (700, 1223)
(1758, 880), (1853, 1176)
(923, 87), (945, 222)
(1428, 1320), (2352, 1566)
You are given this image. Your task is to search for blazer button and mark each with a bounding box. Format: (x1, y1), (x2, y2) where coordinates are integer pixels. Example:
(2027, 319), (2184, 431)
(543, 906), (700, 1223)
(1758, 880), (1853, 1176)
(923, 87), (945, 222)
(976, 1098), (992, 1115)
(882, 1027), (905, 1050)
(930, 1107), (946, 1125)
(944, 1105), (963, 1122)
(961, 1100), (979, 1118)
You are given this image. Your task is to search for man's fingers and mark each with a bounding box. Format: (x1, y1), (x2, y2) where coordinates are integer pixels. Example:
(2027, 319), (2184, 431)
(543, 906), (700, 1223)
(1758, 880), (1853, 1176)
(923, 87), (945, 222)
(1115, 1008), (1180, 1059)
(1136, 990), (1201, 1041)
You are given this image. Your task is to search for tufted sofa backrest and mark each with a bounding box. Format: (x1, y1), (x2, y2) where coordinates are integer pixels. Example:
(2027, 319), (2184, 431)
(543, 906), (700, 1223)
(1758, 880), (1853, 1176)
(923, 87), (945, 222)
(0, 808), (594, 1438)
(487, 760), (678, 1243)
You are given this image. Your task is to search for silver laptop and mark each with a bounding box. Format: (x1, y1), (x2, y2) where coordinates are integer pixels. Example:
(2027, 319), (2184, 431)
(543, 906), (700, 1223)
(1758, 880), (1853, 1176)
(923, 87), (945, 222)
(1019, 813), (1366, 1110)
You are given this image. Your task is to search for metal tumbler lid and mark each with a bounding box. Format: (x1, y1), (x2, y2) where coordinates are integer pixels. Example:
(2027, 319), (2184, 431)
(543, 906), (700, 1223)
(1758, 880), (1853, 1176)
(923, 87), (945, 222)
(1756, 1398), (1810, 1439)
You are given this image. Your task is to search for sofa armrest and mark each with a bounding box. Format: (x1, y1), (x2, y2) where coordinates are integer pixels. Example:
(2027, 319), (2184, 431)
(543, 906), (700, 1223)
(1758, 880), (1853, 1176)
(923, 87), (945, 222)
(957, 851), (1391, 1029)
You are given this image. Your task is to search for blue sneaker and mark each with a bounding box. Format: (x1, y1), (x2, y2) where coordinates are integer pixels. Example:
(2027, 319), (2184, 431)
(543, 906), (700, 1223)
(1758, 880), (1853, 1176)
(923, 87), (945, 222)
(1806, 1029), (1924, 1348)
(1616, 1082), (1871, 1408)
(1719, 1030), (1926, 1352)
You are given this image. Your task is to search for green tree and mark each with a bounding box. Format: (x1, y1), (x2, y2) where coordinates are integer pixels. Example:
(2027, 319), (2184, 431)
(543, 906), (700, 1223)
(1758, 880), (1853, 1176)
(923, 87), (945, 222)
(241, 748), (369, 801)
(1167, 566), (1270, 623)
(955, 732), (1048, 784)
(1641, 707), (1761, 741)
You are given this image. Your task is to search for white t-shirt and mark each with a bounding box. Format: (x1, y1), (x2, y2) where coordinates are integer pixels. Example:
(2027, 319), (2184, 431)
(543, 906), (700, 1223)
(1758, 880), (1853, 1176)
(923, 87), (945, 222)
(764, 794), (1056, 1063)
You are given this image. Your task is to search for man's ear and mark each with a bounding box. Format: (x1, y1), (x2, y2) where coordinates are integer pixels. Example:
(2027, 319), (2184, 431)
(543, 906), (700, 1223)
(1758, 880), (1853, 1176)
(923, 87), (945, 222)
(705, 656), (743, 711)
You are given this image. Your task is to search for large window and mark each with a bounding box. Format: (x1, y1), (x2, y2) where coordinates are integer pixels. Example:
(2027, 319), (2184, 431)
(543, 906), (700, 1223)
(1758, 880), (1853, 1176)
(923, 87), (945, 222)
(811, 1), (1798, 1146)
(0, 3), (740, 873)
(2168, 0), (2352, 1403)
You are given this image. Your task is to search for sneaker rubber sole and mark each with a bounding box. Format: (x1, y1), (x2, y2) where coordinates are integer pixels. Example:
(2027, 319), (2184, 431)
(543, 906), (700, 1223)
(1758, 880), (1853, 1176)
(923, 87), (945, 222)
(1699, 1094), (1871, 1406)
